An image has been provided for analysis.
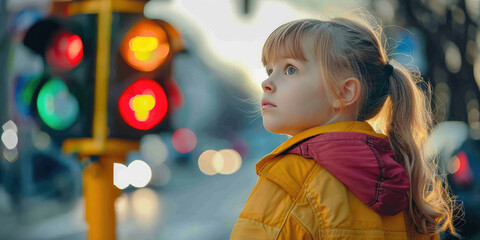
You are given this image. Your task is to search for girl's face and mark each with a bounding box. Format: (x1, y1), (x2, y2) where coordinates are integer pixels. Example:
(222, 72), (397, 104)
(261, 56), (336, 136)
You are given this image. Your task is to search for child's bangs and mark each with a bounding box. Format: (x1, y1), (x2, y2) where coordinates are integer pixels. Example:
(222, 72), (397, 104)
(262, 22), (310, 66)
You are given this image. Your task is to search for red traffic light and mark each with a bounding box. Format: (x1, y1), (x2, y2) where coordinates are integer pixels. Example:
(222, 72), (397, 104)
(46, 31), (84, 71)
(118, 78), (168, 130)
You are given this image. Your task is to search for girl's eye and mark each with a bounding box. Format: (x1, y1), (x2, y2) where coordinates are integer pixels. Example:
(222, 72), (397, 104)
(285, 65), (297, 75)
(266, 69), (273, 76)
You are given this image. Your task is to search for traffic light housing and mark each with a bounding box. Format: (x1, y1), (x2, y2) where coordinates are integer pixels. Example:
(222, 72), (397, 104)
(22, 15), (96, 144)
(22, 13), (184, 143)
(109, 14), (184, 140)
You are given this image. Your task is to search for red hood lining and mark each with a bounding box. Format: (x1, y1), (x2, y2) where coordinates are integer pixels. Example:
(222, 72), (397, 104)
(286, 131), (410, 216)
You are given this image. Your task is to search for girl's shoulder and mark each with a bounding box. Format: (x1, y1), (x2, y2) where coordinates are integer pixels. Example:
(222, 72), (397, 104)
(256, 153), (320, 198)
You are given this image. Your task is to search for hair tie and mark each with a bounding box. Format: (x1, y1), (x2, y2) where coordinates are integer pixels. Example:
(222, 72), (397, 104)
(385, 62), (393, 79)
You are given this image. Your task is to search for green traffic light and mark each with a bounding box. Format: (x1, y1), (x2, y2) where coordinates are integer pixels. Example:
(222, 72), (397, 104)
(37, 78), (79, 130)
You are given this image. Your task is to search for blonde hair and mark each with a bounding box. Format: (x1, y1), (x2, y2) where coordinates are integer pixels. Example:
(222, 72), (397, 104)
(262, 13), (460, 236)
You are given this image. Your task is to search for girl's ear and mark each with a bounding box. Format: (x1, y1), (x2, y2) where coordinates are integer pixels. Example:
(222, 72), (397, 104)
(332, 77), (361, 109)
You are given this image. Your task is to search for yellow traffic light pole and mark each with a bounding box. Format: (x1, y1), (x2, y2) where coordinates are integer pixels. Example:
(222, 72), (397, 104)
(54, 0), (147, 239)
(63, 140), (139, 240)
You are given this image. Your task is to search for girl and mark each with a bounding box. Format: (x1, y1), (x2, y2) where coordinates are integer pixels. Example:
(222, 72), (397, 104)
(231, 13), (460, 240)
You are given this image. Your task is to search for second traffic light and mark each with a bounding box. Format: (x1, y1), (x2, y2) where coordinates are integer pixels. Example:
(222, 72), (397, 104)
(22, 15), (96, 144)
(109, 14), (184, 139)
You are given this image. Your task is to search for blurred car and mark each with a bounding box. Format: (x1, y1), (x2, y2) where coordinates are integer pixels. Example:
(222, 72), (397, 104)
(424, 121), (480, 239)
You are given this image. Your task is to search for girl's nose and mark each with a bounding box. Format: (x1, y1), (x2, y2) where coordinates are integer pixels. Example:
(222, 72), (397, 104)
(261, 79), (275, 92)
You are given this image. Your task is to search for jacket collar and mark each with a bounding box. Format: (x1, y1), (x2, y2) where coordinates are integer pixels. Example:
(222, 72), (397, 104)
(256, 121), (386, 174)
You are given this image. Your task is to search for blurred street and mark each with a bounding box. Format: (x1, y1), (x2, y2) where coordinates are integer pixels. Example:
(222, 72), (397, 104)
(0, 131), (284, 240)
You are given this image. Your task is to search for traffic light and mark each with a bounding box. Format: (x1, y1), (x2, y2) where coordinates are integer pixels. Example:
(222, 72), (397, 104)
(109, 14), (184, 139)
(22, 15), (96, 144)
(22, 12), (184, 144)
(21, 2), (185, 239)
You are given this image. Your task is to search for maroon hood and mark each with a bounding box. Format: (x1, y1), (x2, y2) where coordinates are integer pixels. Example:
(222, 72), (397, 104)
(287, 131), (410, 216)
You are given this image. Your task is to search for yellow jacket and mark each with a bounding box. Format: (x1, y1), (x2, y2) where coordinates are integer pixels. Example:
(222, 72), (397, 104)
(231, 121), (440, 240)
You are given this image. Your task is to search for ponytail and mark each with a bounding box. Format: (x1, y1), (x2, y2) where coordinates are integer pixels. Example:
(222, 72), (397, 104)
(368, 60), (459, 236)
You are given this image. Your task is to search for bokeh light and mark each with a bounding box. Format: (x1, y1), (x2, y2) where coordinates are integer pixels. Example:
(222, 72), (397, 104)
(451, 151), (474, 185)
(32, 130), (51, 151)
(465, 92), (480, 139)
(433, 82), (451, 122)
(115, 193), (129, 222)
(466, 0), (480, 22)
(218, 149), (242, 175)
(2, 121), (19, 150)
(452, 6), (465, 25)
(131, 188), (160, 228)
(2, 120), (18, 133)
(423, 121), (469, 164)
(172, 128), (197, 153)
(3, 148), (19, 163)
(198, 149), (242, 175)
(444, 41), (462, 73)
(448, 155), (461, 174)
(1, 129), (18, 150)
(374, 0), (395, 23)
(198, 150), (219, 175)
(468, 107), (479, 124)
(212, 151), (224, 173)
(140, 134), (168, 165)
(114, 163), (130, 190)
(150, 164), (172, 188)
(473, 56), (480, 92)
(128, 160), (152, 188)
